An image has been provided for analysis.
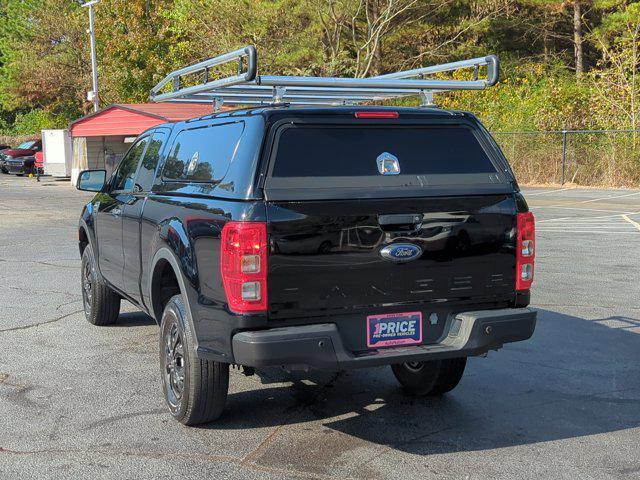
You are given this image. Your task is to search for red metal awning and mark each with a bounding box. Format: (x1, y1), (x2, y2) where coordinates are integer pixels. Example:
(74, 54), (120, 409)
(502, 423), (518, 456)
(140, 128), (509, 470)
(69, 103), (215, 138)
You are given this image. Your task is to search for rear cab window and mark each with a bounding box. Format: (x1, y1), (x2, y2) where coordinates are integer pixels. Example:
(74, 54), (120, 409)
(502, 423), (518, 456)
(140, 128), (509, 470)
(113, 136), (150, 192)
(133, 130), (168, 192)
(162, 121), (244, 184)
(154, 116), (274, 200)
(263, 118), (512, 200)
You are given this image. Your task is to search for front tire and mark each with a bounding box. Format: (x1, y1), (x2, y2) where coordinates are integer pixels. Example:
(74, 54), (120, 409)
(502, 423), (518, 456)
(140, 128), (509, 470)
(160, 295), (229, 425)
(391, 357), (467, 396)
(81, 245), (120, 326)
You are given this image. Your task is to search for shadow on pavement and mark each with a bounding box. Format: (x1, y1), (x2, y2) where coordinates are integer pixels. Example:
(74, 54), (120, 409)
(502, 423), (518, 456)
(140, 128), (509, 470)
(205, 308), (640, 456)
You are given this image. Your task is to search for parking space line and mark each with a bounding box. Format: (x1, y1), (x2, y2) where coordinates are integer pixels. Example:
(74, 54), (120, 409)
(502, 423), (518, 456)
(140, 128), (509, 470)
(539, 216), (639, 224)
(538, 229), (637, 232)
(523, 188), (574, 196)
(622, 214), (640, 232)
(534, 190), (640, 209)
(538, 226), (636, 230)
(538, 220), (622, 226)
(571, 190), (640, 205)
(537, 211), (640, 223)
(537, 231), (640, 235)
(531, 205), (634, 213)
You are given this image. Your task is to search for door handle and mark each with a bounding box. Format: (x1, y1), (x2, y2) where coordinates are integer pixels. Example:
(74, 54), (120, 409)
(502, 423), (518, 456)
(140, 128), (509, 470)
(111, 207), (122, 217)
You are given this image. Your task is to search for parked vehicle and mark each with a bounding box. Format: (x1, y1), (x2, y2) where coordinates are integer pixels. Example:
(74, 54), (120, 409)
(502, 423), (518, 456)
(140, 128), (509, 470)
(2, 139), (42, 175)
(0, 145), (11, 173)
(76, 47), (536, 426)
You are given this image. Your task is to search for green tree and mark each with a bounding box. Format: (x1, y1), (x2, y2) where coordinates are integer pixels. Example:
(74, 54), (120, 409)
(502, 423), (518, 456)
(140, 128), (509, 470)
(0, 0), (90, 123)
(591, 2), (640, 130)
(96, 0), (176, 103)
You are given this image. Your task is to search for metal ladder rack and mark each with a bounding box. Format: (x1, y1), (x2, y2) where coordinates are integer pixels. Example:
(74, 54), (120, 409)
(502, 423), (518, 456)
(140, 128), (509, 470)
(150, 45), (499, 109)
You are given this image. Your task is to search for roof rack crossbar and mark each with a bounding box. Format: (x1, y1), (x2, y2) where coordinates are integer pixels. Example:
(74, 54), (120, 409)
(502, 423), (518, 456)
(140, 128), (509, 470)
(150, 45), (499, 107)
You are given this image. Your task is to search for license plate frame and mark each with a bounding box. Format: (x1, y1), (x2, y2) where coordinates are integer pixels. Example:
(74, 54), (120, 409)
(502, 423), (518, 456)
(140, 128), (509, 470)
(366, 311), (423, 348)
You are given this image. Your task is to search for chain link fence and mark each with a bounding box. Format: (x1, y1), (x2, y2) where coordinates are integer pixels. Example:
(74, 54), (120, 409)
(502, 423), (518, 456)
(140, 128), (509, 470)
(493, 130), (640, 187)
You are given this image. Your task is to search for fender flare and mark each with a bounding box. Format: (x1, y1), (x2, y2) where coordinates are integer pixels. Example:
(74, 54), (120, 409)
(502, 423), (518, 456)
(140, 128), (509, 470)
(79, 215), (105, 281)
(149, 247), (200, 350)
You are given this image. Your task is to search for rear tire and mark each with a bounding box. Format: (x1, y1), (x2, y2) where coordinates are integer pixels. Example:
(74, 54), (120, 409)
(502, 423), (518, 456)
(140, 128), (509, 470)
(430, 357), (467, 395)
(81, 245), (120, 326)
(391, 357), (467, 396)
(160, 294), (229, 425)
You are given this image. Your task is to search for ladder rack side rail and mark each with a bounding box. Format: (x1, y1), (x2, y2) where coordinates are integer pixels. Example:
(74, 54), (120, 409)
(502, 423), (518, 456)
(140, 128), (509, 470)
(374, 55), (499, 86)
(151, 75), (257, 103)
(177, 93), (410, 103)
(166, 98), (374, 106)
(256, 75), (489, 90)
(221, 85), (435, 95)
(150, 45), (256, 100)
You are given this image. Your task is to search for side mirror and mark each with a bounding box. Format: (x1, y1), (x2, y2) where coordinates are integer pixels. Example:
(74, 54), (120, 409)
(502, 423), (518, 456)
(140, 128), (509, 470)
(77, 169), (107, 192)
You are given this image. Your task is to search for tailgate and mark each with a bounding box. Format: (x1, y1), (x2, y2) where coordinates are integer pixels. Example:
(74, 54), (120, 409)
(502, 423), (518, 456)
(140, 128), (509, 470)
(266, 194), (517, 319)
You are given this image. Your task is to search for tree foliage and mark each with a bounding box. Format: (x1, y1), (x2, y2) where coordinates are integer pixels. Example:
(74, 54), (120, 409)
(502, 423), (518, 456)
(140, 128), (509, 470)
(0, 0), (639, 134)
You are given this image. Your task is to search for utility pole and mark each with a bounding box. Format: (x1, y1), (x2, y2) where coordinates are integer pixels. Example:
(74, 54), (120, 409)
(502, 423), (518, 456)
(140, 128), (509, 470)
(573, 1), (584, 80)
(81, 0), (100, 112)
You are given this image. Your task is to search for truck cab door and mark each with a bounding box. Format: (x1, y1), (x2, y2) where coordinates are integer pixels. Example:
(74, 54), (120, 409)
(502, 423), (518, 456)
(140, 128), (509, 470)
(95, 136), (150, 291)
(121, 129), (168, 304)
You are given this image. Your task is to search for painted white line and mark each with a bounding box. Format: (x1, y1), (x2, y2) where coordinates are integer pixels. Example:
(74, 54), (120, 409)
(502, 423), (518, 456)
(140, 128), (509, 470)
(538, 227), (637, 230)
(536, 211), (640, 223)
(538, 225), (636, 229)
(523, 188), (574, 196)
(538, 230), (637, 233)
(622, 214), (640, 232)
(538, 220), (636, 226)
(535, 190), (640, 208)
(540, 218), (635, 224)
(538, 231), (640, 235)
(571, 190), (640, 205)
(532, 205), (633, 213)
(539, 219), (623, 223)
(540, 223), (623, 227)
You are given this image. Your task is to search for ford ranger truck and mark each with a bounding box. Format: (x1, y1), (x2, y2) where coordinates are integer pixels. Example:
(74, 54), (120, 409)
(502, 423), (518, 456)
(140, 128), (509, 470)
(76, 106), (537, 425)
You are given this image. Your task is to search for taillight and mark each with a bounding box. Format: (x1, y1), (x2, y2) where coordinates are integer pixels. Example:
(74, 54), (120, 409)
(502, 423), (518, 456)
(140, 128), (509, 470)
(515, 212), (535, 291)
(220, 221), (268, 313)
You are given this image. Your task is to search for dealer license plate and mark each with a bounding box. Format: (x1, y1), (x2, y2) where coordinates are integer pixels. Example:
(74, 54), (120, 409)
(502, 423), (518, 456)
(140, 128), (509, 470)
(367, 311), (422, 348)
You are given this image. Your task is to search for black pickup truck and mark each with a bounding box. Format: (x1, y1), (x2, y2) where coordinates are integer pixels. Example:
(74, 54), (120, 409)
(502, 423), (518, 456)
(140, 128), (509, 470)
(77, 106), (536, 425)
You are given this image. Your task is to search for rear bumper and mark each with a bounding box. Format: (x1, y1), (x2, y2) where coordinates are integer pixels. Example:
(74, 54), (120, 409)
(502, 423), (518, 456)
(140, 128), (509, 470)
(232, 308), (537, 370)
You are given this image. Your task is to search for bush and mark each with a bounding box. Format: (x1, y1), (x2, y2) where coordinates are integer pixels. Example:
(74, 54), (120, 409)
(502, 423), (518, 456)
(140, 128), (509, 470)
(9, 109), (67, 136)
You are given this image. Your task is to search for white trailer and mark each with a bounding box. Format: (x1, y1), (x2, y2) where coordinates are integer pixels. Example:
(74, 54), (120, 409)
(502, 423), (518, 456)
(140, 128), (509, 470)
(42, 129), (73, 178)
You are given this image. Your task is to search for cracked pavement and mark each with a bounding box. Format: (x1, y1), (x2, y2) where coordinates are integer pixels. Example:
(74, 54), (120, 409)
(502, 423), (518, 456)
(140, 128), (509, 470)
(1, 175), (639, 479)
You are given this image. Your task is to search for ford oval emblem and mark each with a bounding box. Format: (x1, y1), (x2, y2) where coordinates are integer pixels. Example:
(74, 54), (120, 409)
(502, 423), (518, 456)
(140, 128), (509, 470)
(379, 243), (422, 263)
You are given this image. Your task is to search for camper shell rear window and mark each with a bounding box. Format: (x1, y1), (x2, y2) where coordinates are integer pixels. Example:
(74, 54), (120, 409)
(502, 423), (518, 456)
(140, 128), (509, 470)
(263, 120), (512, 200)
(272, 125), (496, 177)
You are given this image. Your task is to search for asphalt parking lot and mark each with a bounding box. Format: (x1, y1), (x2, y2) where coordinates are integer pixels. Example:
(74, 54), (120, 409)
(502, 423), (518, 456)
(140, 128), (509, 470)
(1, 175), (639, 480)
